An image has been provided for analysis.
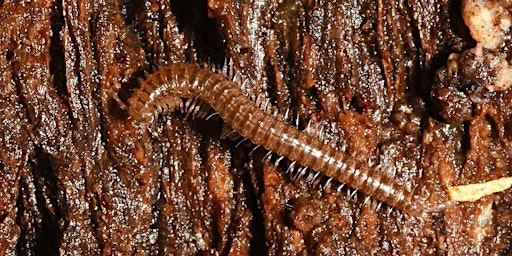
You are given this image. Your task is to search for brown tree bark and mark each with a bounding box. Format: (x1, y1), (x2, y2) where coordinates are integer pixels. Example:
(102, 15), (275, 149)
(0, 0), (511, 255)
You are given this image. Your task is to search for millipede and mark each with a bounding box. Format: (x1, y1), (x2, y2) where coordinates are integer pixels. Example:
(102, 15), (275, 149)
(127, 62), (443, 218)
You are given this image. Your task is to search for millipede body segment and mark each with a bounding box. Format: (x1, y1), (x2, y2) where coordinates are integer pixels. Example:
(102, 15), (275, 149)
(127, 63), (433, 217)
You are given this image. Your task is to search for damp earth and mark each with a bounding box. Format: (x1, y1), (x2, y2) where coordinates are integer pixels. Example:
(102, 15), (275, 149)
(0, 0), (511, 255)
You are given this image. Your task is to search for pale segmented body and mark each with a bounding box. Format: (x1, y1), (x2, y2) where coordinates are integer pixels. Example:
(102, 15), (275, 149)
(128, 63), (435, 217)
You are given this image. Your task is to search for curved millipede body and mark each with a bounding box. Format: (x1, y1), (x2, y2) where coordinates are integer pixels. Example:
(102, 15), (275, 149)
(127, 63), (435, 217)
